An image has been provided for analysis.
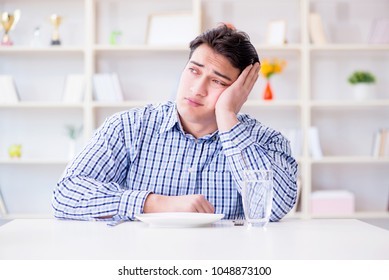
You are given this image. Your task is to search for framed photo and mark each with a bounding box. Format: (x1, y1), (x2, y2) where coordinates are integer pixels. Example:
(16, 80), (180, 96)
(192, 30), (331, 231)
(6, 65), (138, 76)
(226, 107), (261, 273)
(146, 12), (197, 46)
(266, 20), (286, 45)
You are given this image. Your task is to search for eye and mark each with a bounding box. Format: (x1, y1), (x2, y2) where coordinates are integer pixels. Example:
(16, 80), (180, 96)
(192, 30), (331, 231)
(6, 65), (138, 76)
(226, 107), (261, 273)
(212, 79), (227, 87)
(188, 67), (198, 74)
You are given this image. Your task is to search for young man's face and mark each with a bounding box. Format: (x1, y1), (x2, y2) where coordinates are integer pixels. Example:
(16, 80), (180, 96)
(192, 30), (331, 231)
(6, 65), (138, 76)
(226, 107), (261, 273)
(176, 44), (240, 133)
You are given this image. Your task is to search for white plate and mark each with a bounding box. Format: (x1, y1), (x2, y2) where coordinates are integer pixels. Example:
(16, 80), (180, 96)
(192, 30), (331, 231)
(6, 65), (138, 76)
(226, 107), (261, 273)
(135, 212), (224, 228)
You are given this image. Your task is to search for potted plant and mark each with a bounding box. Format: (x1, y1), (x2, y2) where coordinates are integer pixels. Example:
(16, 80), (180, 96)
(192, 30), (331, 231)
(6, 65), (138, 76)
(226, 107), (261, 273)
(348, 71), (376, 101)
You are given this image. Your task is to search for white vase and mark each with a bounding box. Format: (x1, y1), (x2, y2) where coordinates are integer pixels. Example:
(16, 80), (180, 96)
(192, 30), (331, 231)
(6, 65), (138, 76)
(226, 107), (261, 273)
(352, 83), (376, 101)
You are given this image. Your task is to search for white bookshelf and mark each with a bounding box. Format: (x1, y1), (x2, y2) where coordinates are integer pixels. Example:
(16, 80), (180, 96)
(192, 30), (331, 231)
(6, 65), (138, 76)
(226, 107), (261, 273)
(0, 0), (388, 219)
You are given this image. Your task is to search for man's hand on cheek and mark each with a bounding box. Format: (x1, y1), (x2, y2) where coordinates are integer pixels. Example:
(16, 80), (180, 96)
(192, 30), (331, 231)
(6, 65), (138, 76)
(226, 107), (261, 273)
(215, 62), (260, 132)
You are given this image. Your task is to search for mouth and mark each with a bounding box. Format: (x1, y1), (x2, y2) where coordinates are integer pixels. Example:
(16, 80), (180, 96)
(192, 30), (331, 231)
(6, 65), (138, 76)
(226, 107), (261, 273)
(184, 97), (203, 107)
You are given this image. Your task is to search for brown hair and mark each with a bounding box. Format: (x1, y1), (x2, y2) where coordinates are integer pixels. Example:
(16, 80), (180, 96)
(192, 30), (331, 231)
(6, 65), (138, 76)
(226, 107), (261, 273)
(189, 24), (260, 73)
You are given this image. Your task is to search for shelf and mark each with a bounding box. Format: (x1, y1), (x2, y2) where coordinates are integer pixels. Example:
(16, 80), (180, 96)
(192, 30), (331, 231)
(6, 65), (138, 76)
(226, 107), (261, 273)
(0, 102), (84, 109)
(311, 156), (389, 164)
(310, 100), (389, 108)
(254, 44), (302, 52)
(0, 47), (84, 53)
(0, 159), (69, 165)
(244, 100), (302, 107)
(92, 101), (152, 108)
(94, 45), (190, 52)
(311, 212), (389, 219)
(310, 44), (389, 52)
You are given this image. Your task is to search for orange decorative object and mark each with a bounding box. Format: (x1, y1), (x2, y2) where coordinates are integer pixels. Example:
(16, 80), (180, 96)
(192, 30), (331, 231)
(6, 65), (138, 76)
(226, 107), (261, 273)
(263, 80), (273, 100)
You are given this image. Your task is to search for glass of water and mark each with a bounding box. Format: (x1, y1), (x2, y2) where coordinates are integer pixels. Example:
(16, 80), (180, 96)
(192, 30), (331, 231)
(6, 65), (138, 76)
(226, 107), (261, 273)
(242, 169), (273, 228)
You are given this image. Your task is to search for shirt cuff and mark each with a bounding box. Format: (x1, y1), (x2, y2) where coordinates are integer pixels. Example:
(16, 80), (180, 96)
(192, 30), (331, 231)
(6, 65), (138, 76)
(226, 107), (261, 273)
(219, 122), (255, 157)
(117, 190), (152, 220)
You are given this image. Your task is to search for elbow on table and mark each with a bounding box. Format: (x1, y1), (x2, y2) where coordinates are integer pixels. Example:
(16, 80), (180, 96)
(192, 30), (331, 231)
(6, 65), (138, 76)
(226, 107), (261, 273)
(270, 181), (298, 222)
(51, 182), (82, 220)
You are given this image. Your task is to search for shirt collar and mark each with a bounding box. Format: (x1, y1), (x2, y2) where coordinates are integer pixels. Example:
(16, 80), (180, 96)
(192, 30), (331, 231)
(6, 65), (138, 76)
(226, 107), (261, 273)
(158, 102), (220, 142)
(158, 102), (180, 134)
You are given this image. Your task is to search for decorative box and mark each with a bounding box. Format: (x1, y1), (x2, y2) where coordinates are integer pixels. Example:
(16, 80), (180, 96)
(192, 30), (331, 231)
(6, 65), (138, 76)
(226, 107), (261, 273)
(310, 190), (355, 215)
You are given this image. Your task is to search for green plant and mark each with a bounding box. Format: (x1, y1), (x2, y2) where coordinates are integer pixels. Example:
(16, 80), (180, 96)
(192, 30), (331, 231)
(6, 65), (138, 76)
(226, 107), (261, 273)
(348, 71), (376, 84)
(66, 125), (83, 140)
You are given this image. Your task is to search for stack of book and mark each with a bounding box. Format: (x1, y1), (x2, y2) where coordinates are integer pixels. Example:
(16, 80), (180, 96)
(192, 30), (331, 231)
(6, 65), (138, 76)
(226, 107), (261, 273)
(93, 73), (124, 102)
(372, 128), (388, 157)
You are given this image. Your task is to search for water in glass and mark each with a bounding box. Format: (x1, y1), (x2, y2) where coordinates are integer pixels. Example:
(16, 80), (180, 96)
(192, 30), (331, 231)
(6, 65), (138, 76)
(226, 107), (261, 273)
(242, 170), (273, 227)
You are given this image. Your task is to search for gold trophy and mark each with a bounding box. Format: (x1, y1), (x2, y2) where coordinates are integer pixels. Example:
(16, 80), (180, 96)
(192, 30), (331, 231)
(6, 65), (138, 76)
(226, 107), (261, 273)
(50, 14), (62, 45)
(1, 10), (21, 46)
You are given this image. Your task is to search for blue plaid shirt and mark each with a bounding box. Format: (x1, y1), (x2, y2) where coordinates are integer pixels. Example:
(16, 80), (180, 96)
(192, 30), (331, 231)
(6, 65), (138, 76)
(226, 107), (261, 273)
(52, 101), (298, 221)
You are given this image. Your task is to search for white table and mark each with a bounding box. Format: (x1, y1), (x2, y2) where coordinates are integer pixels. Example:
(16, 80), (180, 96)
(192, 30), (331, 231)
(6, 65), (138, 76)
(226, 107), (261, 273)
(1, 218), (389, 260)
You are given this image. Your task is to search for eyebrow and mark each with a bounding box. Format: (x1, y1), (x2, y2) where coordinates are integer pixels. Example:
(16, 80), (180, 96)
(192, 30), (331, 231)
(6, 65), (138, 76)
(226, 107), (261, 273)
(189, 60), (232, 81)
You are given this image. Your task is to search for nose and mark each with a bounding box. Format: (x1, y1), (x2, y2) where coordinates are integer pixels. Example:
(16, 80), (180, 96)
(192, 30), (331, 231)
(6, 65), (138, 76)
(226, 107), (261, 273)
(190, 78), (207, 97)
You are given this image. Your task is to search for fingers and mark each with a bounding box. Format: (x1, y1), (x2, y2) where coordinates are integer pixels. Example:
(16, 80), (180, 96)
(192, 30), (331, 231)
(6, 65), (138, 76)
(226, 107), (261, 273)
(243, 62), (260, 92)
(193, 195), (215, 213)
(147, 194), (215, 214)
(233, 63), (260, 96)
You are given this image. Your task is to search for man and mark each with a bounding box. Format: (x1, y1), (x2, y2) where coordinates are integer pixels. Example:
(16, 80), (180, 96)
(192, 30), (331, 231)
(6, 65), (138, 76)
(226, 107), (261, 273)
(52, 24), (298, 222)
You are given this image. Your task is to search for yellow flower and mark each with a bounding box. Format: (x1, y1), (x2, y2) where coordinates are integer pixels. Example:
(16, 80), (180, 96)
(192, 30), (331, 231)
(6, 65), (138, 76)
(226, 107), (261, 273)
(260, 58), (286, 79)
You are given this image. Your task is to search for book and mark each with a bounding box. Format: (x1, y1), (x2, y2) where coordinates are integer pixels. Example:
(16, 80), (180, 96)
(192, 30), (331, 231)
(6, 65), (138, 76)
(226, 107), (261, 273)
(93, 73), (124, 102)
(372, 130), (381, 157)
(379, 128), (388, 157)
(309, 126), (323, 160)
(369, 18), (389, 44)
(372, 128), (389, 157)
(62, 74), (85, 103)
(309, 13), (328, 44)
(0, 75), (19, 104)
(0, 186), (7, 216)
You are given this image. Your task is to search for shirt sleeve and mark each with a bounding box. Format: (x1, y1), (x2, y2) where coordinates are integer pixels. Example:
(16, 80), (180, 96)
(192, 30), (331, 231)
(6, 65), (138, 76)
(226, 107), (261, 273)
(52, 114), (151, 221)
(219, 119), (298, 221)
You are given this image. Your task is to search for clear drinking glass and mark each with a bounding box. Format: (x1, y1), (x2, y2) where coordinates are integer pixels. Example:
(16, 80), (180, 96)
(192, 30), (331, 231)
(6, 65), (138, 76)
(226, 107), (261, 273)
(242, 170), (273, 227)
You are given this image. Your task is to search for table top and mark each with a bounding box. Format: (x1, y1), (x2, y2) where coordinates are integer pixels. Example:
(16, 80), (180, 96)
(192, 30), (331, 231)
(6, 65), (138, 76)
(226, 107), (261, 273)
(1, 218), (389, 260)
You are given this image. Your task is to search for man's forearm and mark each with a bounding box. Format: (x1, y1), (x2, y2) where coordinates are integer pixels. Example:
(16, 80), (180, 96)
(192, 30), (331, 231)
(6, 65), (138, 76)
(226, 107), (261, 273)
(215, 109), (239, 133)
(52, 176), (151, 220)
(144, 193), (215, 214)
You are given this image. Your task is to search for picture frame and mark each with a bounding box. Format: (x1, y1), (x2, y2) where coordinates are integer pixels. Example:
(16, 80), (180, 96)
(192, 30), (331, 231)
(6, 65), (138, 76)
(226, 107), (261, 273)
(146, 12), (197, 46)
(266, 20), (286, 45)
